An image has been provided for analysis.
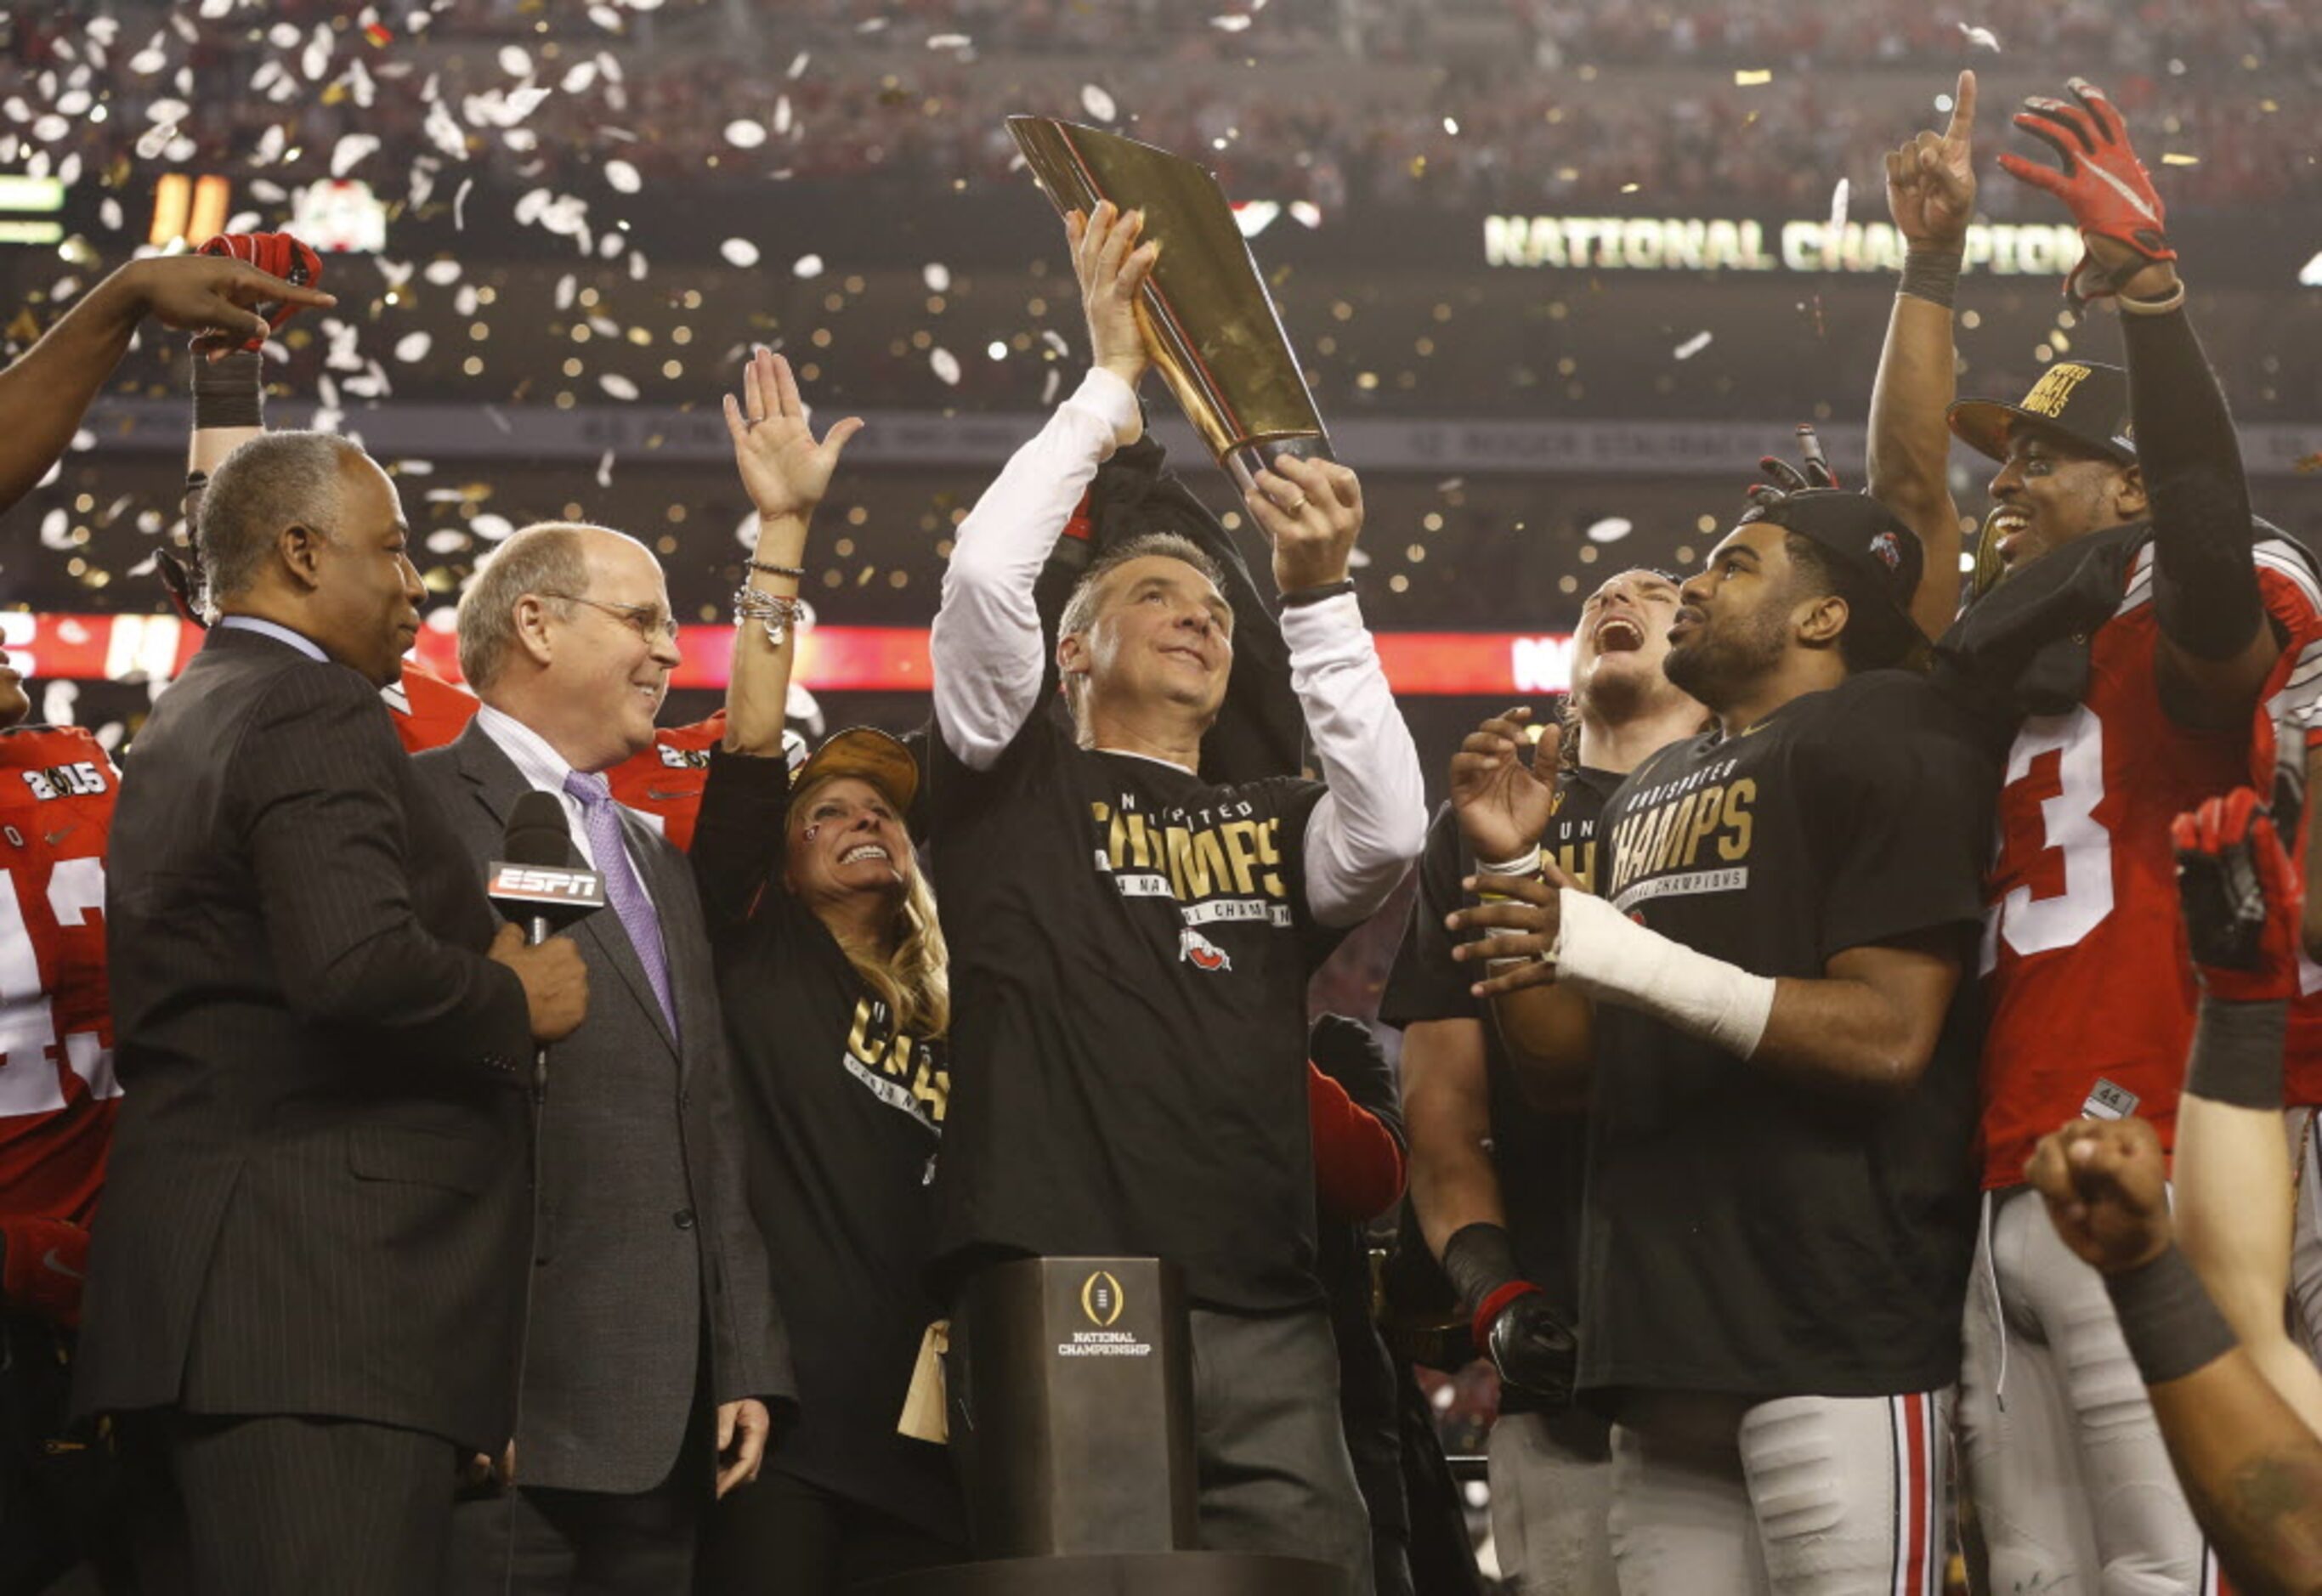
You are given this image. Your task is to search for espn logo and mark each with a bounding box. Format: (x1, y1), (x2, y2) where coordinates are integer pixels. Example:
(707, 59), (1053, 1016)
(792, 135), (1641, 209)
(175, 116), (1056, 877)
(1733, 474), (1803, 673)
(487, 863), (609, 908)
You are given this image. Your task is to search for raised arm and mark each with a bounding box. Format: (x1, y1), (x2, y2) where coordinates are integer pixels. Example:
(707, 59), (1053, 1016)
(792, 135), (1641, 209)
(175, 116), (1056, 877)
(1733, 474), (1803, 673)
(1870, 70), (1976, 638)
(720, 349), (861, 757)
(930, 203), (1153, 770)
(1998, 76), (2281, 722)
(1241, 453), (1425, 925)
(0, 252), (331, 518)
(2030, 1114), (2322, 1594)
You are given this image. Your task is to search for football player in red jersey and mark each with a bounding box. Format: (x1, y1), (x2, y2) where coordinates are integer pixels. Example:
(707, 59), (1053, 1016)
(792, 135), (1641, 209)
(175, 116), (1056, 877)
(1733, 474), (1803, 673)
(1871, 74), (2322, 1592)
(0, 648), (125, 1592)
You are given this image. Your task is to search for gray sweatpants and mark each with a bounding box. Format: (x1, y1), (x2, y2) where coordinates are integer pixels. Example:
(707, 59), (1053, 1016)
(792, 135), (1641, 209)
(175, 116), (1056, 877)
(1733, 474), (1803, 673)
(1189, 1305), (1376, 1596)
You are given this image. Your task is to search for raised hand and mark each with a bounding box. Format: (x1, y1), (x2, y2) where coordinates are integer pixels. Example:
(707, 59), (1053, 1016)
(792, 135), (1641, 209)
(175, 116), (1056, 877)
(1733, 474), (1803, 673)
(191, 231), (326, 354)
(2026, 1114), (2172, 1276)
(1447, 707), (1560, 865)
(1885, 70), (1978, 253)
(1068, 200), (1159, 417)
(1996, 76), (2178, 303)
(723, 348), (863, 524)
(1246, 455), (1362, 593)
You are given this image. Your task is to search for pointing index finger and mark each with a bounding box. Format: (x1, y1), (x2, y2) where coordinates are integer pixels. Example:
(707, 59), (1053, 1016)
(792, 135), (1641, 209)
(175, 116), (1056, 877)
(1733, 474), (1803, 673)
(1945, 69), (1977, 145)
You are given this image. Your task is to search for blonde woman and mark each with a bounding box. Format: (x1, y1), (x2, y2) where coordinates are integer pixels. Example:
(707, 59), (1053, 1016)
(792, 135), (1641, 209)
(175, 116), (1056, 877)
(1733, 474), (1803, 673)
(692, 351), (961, 1591)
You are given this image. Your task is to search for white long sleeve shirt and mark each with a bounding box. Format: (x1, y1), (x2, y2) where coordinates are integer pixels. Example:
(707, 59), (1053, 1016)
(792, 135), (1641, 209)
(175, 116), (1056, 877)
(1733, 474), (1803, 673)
(929, 367), (1425, 926)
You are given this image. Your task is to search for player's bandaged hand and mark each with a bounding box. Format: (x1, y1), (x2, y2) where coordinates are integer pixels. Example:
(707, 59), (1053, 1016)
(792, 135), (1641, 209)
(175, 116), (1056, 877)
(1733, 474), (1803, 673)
(194, 231), (326, 352)
(1996, 76), (2173, 305)
(2172, 787), (2301, 1003)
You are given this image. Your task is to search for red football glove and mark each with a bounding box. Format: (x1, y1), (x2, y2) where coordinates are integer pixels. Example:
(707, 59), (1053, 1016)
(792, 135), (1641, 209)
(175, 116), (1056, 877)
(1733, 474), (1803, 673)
(1996, 77), (2173, 307)
(2172, 788), (2302, 1004)
(0, 1214), (89, 1328)
(194, 231), (326, 352)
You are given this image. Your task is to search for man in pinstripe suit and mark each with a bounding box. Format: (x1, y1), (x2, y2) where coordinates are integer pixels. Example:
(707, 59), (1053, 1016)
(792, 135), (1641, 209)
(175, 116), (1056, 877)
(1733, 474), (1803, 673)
(73, 431), (590, 1596)
(426, 520), (789, 1595)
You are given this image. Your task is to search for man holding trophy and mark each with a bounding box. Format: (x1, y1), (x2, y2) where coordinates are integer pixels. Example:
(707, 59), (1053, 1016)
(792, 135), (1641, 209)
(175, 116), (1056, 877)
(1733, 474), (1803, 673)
(922, 183), (1426, 1591)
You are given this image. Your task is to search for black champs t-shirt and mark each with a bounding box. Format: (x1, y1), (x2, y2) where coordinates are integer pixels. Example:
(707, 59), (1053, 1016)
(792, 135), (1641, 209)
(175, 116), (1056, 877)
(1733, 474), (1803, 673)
(690, 748), (961, 1542)
(926, 713), (1334, 1310)
(1579, 670), (1994, 1401)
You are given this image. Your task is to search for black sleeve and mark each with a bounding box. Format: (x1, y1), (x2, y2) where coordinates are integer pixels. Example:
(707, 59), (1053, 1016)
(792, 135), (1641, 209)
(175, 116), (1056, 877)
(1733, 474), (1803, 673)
(1800, 676), (1997, 963)
(2127, 307), (2263, 662)
(688, 744), (792, 938)
(1377, 804), (1482, 1030)
(238, 665), (531, 1067)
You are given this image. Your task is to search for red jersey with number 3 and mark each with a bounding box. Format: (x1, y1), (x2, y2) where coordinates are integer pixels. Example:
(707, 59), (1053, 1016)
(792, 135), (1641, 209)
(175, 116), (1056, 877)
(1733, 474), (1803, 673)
(0, 724), (121, 1227)
(1979, 540), (2322, 1189)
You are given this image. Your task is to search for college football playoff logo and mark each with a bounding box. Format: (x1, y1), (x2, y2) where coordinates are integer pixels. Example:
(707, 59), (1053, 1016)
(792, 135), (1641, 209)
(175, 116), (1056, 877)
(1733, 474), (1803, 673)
(1080, 1270), (1125, 1327)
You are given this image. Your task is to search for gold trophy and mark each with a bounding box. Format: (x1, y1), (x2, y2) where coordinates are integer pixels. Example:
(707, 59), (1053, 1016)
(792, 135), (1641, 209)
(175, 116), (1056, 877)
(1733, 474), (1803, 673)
(1008, 116), (1333, 495)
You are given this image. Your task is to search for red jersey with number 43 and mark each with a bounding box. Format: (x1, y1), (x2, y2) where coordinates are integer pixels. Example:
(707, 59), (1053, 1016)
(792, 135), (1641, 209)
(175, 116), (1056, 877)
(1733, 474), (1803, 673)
(1979, 541), (2322, 1190)
(0, 724), (121, 1226)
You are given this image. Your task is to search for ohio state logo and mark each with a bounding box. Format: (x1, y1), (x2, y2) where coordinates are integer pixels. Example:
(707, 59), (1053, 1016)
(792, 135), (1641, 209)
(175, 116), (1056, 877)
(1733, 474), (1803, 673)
(1179, 927), (1232, 973)
(1868, 530), (1904, 572)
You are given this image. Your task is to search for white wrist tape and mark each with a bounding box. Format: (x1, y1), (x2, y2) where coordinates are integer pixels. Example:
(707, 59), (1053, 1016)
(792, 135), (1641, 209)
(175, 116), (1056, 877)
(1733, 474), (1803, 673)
(1552, 888), (1776, 1059)
(1475, 847), (1543, 939)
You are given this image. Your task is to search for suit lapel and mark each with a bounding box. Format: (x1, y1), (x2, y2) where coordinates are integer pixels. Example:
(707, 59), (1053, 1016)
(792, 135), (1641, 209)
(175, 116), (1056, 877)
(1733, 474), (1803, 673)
(451, 722), (678, 1061)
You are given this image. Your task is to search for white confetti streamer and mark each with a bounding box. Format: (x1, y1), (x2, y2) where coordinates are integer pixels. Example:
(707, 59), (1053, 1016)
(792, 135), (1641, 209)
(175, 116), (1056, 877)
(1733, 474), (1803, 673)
(599, 373), (639, 401)
(721, 237), (762, 268)
(603, 158), (641, 193)
(1211, 14), (1253, 30)
(792, 253), (824, 278)
(1674, 331), (1713, 359)
(930, 348), (961, 386)
(724, 118), (766, 149)
(1585, 517), (1634, 544)
(1080, 84), (1118, 123)
(1958, 22), (2002, 51)
(922, 263), (951, 292)
(331, 133), (381, 177)
(394, 331), (431, 363)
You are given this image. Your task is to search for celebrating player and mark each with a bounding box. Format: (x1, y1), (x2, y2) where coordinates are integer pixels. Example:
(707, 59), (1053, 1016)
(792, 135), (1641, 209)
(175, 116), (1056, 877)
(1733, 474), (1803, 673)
(1871, 74), (2322, 1592)
(1380, 562), (1705, 1596)
(1447, 488), (1995, 1593)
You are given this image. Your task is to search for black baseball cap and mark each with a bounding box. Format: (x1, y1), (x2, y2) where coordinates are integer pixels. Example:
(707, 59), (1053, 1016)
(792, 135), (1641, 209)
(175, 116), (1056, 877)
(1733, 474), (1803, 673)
(1948, 360), (2137, 466)
(1736, 488), (1927, 667)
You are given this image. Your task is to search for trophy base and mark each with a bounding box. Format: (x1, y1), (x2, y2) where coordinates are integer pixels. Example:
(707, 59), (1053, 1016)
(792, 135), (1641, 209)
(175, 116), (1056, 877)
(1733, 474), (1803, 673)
(1223, 437), (1334, 500)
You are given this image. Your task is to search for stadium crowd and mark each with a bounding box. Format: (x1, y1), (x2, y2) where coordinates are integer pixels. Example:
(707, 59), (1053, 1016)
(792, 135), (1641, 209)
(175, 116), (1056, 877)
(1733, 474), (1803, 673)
(4, 43), (2322, 1596)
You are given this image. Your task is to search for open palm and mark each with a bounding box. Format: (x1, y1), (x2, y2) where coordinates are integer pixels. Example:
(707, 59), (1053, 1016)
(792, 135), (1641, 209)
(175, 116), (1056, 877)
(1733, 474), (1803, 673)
(724, 348), (863, 522)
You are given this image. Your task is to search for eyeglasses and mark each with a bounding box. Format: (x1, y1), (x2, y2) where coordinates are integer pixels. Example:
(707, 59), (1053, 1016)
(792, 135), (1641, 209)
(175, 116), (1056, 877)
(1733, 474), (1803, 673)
(541, 593), (681, 643)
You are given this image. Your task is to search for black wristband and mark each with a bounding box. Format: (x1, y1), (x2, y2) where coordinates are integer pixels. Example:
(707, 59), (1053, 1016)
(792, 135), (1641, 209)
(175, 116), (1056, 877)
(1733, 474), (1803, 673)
(1898, 248), (1964, 311)
(1281, 577), (1356, 609)
(2185, 994), (2288, 1111)
(191, 349), (264, 431)
(2104, 1242), (2239, 1387)
(1439, 1221), (1521, 1317)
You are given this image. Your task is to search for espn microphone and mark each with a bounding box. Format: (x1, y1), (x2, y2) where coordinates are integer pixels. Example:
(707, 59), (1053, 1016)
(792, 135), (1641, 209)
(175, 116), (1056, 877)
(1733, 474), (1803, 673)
(488, 790), (608, 944)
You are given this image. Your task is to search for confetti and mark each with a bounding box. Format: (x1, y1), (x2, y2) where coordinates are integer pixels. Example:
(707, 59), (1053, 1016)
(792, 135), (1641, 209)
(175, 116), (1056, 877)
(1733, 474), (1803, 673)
(599, 373), (639, 400)
(724, 118), (767, 149)
(930, 348), (961, 386)
(1827, 177), (1849, 234)
(453, 177), (474, 229)
(330, 132), (380, 177)
(1674, 331), (1714, 359)
(473, 513), (515, 542)
(1211, 14), (1253, 31)
(1733, 69), (1772, 87)
(926, 33), (971, 49)
(422, 258), (461, 286)
(595, 450), (615, 488)
(1585, 517), (1634, 544)
(1957, 22), (2003, 51)
(922, 263), (951, 293)
(603, 157), (642, 192)
(498, 45), (532, 78)
(393, 331), (431, 362)
(1081, 84), (1119, 123)
(721, 237), (762, 268)
(787, 52), (810, 79)
(773, 96), (793, 136)
(793, 252), (824, 278)
(2160, 153), (2200, 166)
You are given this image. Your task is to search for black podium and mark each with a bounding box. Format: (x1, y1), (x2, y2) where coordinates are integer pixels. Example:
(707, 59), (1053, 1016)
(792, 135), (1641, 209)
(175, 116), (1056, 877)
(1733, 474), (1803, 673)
(872, 1257), (1348, 1596)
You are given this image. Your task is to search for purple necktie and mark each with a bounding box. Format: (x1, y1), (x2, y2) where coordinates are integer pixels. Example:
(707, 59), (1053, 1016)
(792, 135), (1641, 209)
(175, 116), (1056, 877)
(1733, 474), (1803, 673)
(562, 769), (678, 1040)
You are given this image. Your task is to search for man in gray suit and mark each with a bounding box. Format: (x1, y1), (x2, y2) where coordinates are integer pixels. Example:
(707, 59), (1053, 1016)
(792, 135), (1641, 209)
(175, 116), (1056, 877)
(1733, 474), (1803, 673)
(76, 431), (590, 1596)
(421, 520), (790, 1593)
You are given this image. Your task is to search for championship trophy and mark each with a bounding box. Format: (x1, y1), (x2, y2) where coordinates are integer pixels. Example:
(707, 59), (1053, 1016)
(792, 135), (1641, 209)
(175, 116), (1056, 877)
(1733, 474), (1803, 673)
(1007, 116), (1332, 497)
